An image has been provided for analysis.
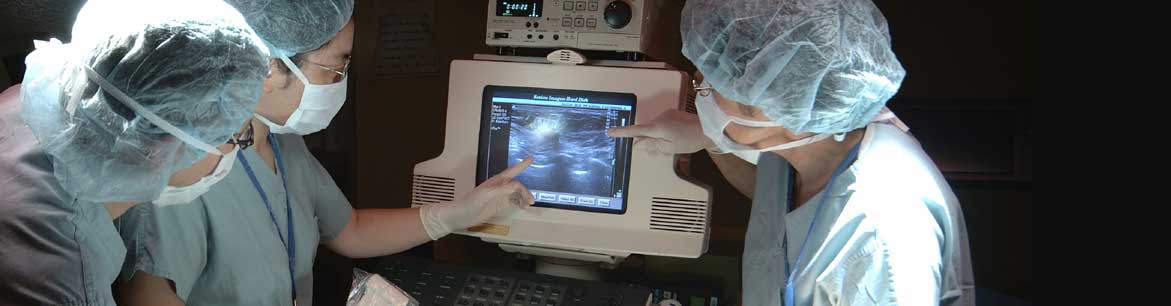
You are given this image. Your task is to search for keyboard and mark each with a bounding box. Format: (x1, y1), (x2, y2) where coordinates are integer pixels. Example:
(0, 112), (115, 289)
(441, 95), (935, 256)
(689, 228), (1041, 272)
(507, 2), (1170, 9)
(372, 256), (652, 306)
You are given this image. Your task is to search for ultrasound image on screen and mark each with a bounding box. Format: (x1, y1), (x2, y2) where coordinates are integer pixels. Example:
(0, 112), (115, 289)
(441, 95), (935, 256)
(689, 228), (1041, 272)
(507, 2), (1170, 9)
(507, 105), (616, 196)
(478, 86), (635, 214)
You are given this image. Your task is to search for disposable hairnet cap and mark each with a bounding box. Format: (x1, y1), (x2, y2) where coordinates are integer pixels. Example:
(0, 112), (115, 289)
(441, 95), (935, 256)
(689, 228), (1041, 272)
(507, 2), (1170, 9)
(682, 0), (907, 135)
(19, 0), (271, 203)
(225, 0), (355, 57)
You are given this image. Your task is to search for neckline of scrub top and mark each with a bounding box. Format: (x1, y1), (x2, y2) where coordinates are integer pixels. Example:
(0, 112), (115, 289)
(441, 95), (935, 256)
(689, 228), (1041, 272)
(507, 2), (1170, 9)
(238, 133), (298, 305)
(242, 140), (284, 180)
(783, 142), (861, 306)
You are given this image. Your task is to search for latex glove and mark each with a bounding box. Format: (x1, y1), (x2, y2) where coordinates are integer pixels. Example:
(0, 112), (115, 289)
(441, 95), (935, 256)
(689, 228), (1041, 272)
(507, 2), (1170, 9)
(607, 109), (715, 155)
(420, 157), (536, 240)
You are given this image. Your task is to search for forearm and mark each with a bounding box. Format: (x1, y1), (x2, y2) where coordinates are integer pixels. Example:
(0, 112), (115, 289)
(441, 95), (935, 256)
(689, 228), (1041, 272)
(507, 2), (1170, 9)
(326, 207), (432, 258)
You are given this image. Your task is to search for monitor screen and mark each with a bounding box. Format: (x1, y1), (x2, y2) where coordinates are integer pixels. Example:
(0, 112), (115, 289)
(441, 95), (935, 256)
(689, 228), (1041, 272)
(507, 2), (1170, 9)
(478, 85), (636, 214)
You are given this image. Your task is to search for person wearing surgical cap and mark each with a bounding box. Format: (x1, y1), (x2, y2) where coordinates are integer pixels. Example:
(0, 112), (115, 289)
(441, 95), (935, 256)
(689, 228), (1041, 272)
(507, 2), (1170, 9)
(113, 1), (538, 306)
(0, 0), (270, 304)
(607, 0), (975, 305)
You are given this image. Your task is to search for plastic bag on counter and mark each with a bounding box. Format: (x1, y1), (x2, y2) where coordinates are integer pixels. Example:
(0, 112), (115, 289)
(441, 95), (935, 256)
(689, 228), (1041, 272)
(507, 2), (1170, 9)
(346, 268), (420, 306)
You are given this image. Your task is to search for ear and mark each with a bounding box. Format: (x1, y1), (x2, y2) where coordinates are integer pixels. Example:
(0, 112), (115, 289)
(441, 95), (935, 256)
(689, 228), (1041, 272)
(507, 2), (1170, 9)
(262, 58), (288, 93)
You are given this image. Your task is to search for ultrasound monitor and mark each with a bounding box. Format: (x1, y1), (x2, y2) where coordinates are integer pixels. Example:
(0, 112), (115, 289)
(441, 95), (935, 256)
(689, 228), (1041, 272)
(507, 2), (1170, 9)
(412, 59), (712, 260)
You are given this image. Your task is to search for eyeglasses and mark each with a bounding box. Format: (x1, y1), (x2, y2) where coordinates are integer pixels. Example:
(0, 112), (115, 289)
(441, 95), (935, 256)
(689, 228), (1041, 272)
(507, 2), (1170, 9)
(692, 79), (713, 97)
(304, 55), (350, 84)
(226, 122), (254, 151)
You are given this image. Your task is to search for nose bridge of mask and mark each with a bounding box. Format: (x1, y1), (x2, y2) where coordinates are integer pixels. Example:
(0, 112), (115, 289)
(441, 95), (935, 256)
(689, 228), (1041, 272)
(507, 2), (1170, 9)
(725, 110), (786, 128)
(695, 91), (782, 144)
(82, 66), (226, 156)
(301, 75), (349, 110)
(696, 82), (785, 128)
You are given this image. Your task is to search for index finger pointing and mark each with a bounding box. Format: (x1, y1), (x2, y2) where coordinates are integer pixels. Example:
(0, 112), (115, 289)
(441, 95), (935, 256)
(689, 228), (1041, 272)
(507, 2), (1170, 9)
(496, 156), (534, 179)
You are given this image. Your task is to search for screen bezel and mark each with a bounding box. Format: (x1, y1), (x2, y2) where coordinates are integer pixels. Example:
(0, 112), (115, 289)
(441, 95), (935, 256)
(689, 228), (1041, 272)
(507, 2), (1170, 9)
(476, 85), (637, 215)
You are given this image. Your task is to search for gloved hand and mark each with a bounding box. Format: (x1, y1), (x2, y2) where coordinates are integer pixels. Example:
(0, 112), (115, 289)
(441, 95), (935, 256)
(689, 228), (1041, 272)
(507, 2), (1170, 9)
(420, 157), (536, 240)
(607, 109), (715, 155)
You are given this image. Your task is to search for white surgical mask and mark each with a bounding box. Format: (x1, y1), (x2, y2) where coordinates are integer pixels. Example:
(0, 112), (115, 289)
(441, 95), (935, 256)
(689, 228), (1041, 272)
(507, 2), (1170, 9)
(693, 81), (838, 164)
(152, 145), (239, 206)
(256, 55), (348, 135)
